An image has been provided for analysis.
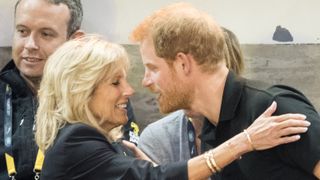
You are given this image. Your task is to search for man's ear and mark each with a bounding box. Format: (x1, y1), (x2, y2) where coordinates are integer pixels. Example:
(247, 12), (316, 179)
(69, 29), (85, 39)
(175, 52), (192, 75)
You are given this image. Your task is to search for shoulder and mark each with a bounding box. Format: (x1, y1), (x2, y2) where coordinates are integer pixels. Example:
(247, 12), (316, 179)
(45, 123), (115, 166)
(0, 62), (32, 97)
(244, 82), (320, 174)
(146, 110), (185, 130)
(140, 110), (185, 137)
(56, 123), (106, 143)
(0, 60), (16, 78)
(61, 123), (101, 134)
(276, 112), (320, 175)
(42, 123), (118, 179)
(138, 110), (185, 150)
(244, 78), (308, 101)
(242, 79), (314, 111)
(48, 123), (112, 155)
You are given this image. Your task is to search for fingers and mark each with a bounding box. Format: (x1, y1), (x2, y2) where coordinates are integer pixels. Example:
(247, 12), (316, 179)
(259, 101), (277, 118)
(277, 135), (301, 145)
(122, 140), (147, 160)
(273, 113), (307, 123)
(278, 119), (310, 129)
(123, 140), (157, 165)
(122, 140), (138, 153)
(278, 126), (309, 137)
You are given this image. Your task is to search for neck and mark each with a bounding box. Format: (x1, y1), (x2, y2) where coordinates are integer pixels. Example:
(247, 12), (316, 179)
(20, 73), (41, 95)
(191, 65), (229, 125)
(190, 116), (204, 137)
(189, 116), (204, 154)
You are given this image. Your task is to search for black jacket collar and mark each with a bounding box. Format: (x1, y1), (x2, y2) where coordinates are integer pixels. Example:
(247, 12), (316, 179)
(0, 60), (34, 98)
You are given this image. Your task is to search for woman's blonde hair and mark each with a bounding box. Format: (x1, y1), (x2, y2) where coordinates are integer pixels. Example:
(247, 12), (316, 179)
(35, 34), (130, 152)
(222, 27), (244, 75)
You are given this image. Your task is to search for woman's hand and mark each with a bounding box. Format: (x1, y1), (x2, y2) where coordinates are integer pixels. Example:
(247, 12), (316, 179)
(122, 140), (158, 166)
(245, 101), (310, 151)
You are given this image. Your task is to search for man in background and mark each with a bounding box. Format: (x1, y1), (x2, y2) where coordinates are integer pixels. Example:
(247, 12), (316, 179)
(0, 0), (138, 179)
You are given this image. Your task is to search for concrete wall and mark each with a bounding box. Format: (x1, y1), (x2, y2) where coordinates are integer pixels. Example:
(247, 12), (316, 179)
(1, 0), (320, 45)
(3, 45), (318, 130)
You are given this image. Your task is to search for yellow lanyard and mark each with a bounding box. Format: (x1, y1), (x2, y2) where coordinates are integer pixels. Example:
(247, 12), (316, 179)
(4, 85), (44, 179)
(5, 150), (44, 179)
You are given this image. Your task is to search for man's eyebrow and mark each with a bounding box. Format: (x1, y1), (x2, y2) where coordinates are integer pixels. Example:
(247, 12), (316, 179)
(144, 63), (156, 68)
(15, 25), (57, 33)
(40, 27), (58, 32)
(15, 24), (27, 28)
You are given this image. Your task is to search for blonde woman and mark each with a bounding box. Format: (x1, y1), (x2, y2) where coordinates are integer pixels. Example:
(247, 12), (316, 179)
(35, 35), (310, 180)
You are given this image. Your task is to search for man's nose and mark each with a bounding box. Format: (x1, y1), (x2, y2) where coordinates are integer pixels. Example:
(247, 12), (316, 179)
(142, 73), (152, 87)
(24, 34), (39, 50)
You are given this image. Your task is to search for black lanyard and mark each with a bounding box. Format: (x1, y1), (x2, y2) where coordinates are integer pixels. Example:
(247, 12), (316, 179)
(187, 117), (198, 158)
(3, 84), (44, 180)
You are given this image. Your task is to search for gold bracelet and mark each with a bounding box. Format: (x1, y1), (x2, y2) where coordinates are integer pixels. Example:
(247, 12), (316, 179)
(204, 151), (216, 173)
(243, 129), (255, 151)
(207, 150), (221, 172)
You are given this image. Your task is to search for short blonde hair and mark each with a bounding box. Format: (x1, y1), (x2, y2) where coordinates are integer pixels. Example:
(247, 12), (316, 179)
(222, 27), (244, 75)
(35, 34), (130, 151)
(131, 2), (225, 72)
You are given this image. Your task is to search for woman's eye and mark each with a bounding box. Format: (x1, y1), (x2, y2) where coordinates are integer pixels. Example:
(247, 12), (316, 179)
(112, 81), (120, 86)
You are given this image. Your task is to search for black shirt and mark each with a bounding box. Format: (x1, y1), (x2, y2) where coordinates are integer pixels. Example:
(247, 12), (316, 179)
(201, 71), (320, 180)
(41, 123), (188, 180)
